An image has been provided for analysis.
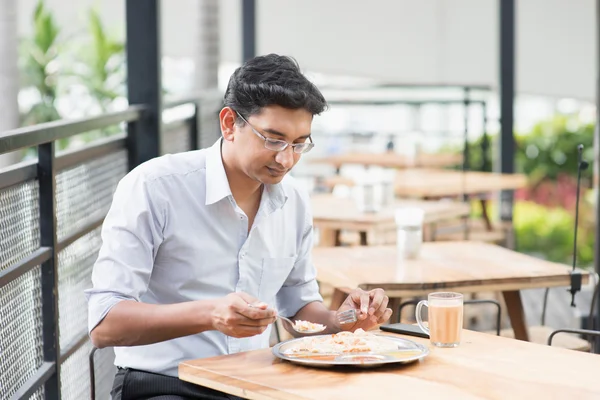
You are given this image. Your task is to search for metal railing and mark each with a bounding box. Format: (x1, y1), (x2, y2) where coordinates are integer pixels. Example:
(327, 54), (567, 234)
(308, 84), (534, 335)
(0, 92), (222, 399)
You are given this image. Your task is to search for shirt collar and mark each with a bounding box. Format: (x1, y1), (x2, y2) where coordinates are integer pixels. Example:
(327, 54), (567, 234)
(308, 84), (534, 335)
(205, 139), (289, 211)
(262, 179), (288, 214)
(205, 139), (233, 205)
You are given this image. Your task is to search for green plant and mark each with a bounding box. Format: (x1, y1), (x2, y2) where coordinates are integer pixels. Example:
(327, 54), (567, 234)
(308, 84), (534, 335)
(20, 0), (61, 126)
(515, 115), (594, 185)
(459, 115), (594, 180)
(513, 200), (594, 268)
(78, 8), (125, 113)
(469, 199), (594, 268)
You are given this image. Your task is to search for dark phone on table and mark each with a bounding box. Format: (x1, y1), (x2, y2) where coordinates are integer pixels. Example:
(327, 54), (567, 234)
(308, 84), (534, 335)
(380, 323), (430, 339)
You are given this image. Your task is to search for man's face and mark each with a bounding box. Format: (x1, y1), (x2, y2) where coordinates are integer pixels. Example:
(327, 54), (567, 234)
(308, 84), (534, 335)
(226, 105), (313, 185)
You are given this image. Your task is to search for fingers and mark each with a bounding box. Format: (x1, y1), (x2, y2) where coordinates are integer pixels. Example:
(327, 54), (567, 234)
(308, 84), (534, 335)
(214, 292), (279, 338)
(358, 292), (370, 317)
(377, 308), (393, 324)
(236, 292), (261, 305)
(226, 292), (276, 324)
(349, 288), (386, 320)
(239, 304), (276, 320)
(230, 325), (269, 338)
(231, 292), (276, 319)
(237, 316), (278, 327)
(368, 289), (388, 318)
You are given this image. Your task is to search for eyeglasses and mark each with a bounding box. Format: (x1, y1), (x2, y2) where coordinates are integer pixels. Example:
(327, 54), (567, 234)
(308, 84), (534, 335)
(236, 112), (315, 154)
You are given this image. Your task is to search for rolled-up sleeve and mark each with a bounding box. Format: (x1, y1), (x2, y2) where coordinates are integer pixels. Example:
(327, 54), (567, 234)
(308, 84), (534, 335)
(84, 169), (164, 334)
(276, 207), (323, 318)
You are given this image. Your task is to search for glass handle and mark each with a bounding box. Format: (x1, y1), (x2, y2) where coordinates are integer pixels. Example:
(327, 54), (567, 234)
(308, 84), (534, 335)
(415, 300), (430, 335)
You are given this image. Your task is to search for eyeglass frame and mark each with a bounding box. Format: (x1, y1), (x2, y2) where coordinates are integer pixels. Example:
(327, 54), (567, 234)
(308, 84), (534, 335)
(235, 111), (315, 154)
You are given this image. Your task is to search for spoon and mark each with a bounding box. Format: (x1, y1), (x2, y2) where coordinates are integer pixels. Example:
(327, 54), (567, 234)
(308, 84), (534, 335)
(248, 303), (326, 334)
(277, 315), (327, 334)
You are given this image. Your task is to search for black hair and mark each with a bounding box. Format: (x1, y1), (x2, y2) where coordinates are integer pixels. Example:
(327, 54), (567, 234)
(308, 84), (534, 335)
(224, 54), (328, 123)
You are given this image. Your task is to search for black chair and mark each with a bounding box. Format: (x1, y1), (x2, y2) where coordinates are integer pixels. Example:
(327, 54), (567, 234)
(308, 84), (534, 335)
(547, 277), (600, 353)
(89, 346), (116, 400)
(89, 347), (99, 400)
(495, 274), (599, 351)
(397, 298), (502, 336)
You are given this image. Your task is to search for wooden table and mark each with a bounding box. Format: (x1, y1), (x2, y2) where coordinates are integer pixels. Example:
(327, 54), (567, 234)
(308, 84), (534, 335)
(312, 241), (589, 341)
(310, 151), (463, 170)
(323, 169), (527, 232)
(311, 194), (470, 246)
(179, 329), (600, 400)
(323, 169), (527, 198)
(392, 168), (528, 198)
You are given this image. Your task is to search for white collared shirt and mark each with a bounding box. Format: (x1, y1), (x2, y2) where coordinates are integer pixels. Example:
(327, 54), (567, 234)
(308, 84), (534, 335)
(85, 139), (322, 377)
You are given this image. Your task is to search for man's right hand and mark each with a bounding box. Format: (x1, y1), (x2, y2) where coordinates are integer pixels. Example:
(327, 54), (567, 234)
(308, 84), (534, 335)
(210, 292), (277, 338)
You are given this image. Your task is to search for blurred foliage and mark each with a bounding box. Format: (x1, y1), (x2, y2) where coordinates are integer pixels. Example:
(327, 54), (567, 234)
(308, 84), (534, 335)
(19, 0), (62, 126)
(463, 114), (593, 212)
(69, 8), (126, 141)
(515, 115), (594, 184)
(78, 8), (125, 113)
(464, 114), (594, 184)
(458, 114), (596, 267)
(513, 201), (594, 268)
(18, 1), (127, 153)
(470, 200), (594, 268)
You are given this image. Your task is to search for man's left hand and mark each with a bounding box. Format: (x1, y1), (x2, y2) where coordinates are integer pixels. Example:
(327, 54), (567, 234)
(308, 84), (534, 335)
(337, 288), (392, 332)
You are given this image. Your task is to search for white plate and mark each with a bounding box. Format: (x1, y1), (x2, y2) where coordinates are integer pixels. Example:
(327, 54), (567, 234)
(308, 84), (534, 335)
(272, 334), (429, 368)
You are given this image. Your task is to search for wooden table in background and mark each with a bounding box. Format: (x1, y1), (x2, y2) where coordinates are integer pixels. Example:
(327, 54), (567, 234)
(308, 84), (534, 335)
(323, 169), (527, 198)
(309, 151), (463, 170)
(179, 329), (600, 400)
(311, 241), (589, 342)
(392, 168), (527, 198)
(311, 194), (470, 246)
(323, 169), (527, 232)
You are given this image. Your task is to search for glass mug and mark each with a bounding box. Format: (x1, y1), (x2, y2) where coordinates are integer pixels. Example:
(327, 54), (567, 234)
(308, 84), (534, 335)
(395, 207), (425, 260)
(416, 292), (464, 348)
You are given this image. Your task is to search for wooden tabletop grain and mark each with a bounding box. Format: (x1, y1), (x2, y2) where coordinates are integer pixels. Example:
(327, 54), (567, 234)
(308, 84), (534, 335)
(393, 169), (527, 197)
(309, 152), (463, 169)
(311, 194), (470, 226)
(179, 329), (600, 400)
(311, 241), (588, 296)
(323, 169), (527, 198)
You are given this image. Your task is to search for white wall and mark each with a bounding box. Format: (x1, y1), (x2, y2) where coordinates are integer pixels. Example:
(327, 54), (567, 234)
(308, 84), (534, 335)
(15, 0), (598, 101)
(257, 0), (495, 86)
(222, 0), (596, 101)
(518, 0), (595, 100)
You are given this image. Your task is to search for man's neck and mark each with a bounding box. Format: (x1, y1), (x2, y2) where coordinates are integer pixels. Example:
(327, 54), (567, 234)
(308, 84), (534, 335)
(221, 142), (263, 205)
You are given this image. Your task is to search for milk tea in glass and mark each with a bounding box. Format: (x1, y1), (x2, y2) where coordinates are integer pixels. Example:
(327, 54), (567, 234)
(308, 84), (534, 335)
(416, 292), (463, 347)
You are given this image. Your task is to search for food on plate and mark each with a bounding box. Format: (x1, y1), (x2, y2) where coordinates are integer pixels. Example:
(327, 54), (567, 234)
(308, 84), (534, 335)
(284, 329), (398, 355)
(293, 320), (326, 332)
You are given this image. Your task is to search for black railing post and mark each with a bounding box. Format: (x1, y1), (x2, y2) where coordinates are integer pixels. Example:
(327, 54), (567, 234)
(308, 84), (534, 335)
(38, 141), (60, 399)
(242, 0), (256, 62)
(499, 1), (516, 203)
(126, 0), (162, 170)
(190, 103), (200, 151)
(463, 87), (471, 174)
(499, 0), (516, 247)
(481, 101), (490, 172)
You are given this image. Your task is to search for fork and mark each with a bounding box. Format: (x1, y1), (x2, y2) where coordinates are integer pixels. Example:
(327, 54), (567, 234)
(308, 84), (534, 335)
(337, 309), (359, 325)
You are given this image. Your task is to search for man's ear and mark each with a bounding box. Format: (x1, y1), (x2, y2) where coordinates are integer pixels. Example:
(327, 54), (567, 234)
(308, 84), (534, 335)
(220, 107), (236, 142)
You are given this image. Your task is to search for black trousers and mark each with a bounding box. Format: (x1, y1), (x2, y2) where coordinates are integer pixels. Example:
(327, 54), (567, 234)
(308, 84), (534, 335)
(111, 367), (247, 400)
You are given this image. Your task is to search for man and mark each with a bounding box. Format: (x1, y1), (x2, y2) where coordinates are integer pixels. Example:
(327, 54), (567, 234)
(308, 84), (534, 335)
(86, 54), (392, 400)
